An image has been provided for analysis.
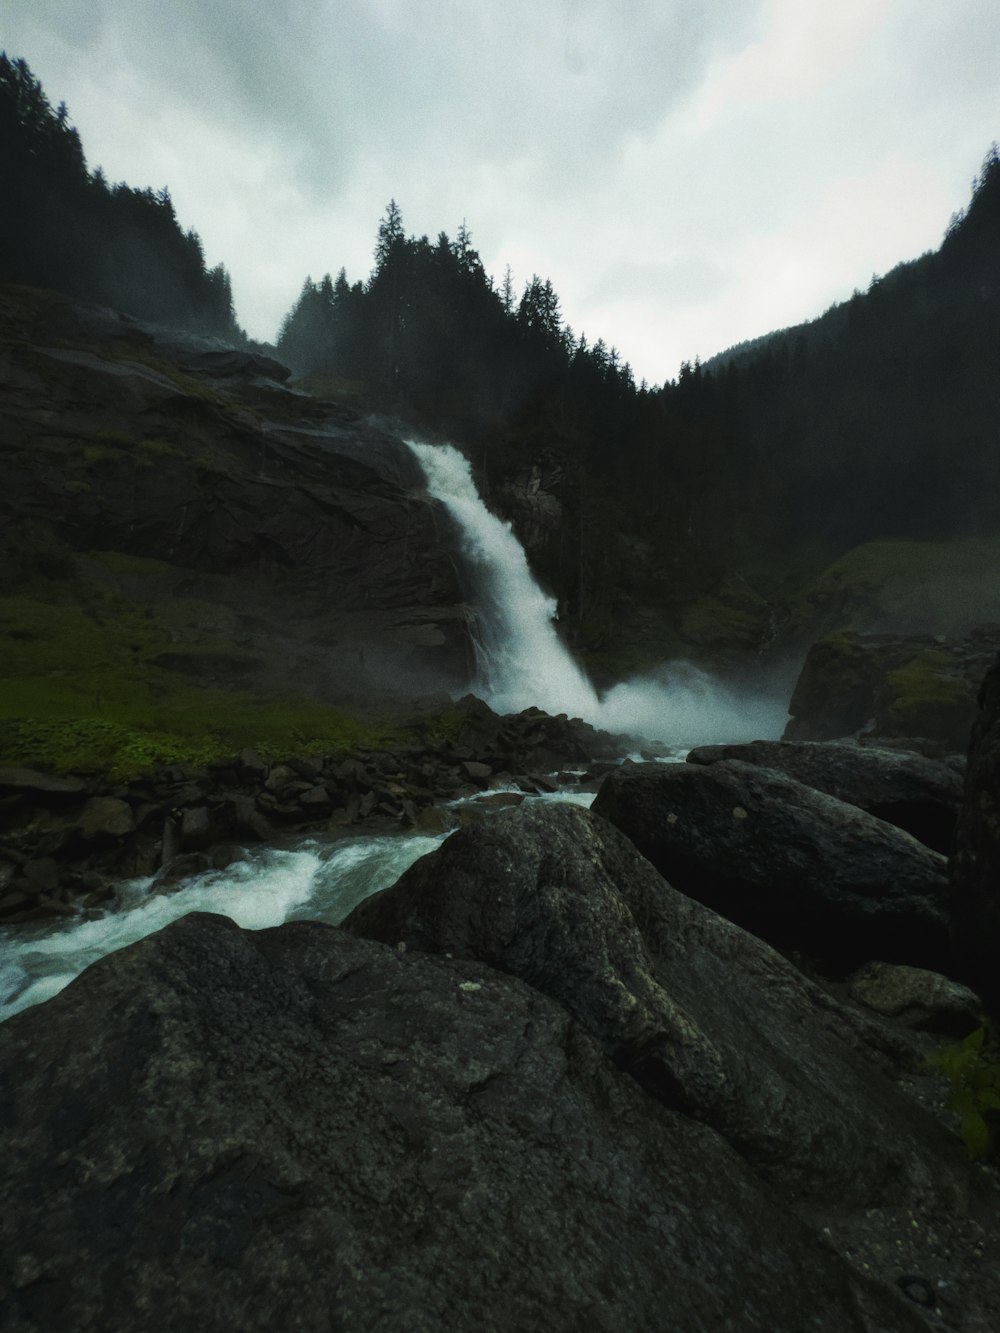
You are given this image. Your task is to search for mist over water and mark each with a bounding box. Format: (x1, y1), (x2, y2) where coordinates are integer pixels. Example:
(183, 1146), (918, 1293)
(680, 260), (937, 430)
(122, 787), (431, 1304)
(408, 440), (789, 745)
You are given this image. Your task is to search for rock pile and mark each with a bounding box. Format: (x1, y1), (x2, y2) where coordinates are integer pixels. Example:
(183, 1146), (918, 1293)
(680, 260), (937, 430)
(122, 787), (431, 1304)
(0, 698), (630, 924)
(3, 655), (999, 1328)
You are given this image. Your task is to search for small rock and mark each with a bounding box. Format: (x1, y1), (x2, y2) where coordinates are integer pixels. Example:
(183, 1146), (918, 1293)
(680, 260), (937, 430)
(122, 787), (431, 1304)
(469, 792), (526, 811)
(78, 797), (135, 841)
(211, 844), (246, 871)
(846, 961), (983, 1035)
(299, 785), (333, 809)
(179, 806), (214, 851)
(225, 794), (274, 842)
(329, 795), (360, 827)
(238, 747), (268, 777)
(264, 764), (298, 795)
(334, 758), (370, 785)
(414, 806), (453, 834)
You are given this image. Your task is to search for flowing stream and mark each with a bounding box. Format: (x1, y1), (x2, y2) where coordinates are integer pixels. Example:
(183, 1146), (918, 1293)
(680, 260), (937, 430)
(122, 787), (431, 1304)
(0, 833), (448, 1023)
(1, 439), (787, 1023)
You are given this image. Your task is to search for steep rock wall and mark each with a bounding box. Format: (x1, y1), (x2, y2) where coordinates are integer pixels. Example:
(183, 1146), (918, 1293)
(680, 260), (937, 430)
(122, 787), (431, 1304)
(0, 284), (472, 704)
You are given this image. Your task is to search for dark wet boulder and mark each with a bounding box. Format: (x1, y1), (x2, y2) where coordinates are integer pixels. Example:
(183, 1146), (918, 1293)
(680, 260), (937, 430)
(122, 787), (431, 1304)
(75, 795), (136, 842)
(950, 652), (1000, 1017)
(0, 911), (937, 1333)
(345, 803), (958, 1205)
(686, 739), (963, 853)
(591, 760), (950, 970)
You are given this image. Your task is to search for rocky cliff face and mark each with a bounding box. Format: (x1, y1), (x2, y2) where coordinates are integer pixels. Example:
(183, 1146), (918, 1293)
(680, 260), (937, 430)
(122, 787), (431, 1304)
(0, 283), (472, 710)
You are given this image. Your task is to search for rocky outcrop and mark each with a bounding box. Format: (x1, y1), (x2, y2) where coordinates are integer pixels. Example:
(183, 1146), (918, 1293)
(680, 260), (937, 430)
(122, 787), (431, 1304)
(0, 282), (472, 703)
(950, 651), (1000, 1017)
(591, 759), (950, 970)
(783, 627), (1000, 752)
(686, 738), (963, 853)
(495, 462), (564, 560)
(5, 810), (998, 1330)
(345, 804), (952, 1199)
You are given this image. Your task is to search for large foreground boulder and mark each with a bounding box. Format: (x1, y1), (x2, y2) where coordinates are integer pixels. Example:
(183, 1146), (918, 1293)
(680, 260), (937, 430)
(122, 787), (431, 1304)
(591, 760), (950, 970)
(951, 652), (1000, 1017)
(346, 806), (957, 1205)
(686, 739), (963, 853)
(0, 910), (939, 1333)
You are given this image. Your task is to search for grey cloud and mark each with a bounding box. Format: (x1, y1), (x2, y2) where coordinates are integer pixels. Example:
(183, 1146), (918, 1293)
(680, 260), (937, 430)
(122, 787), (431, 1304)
(7, 0), (767, 200)
(586, 255), (730, 308)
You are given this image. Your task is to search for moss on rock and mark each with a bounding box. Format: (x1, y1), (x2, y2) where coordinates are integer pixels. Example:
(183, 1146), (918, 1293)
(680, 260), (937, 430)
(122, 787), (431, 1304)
(879, 652), (977, 742)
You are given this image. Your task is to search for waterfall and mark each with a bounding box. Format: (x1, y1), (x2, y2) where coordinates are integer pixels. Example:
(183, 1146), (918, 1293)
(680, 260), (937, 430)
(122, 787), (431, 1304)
(407, 439), (790, 745)
(407, 441), (600, 718)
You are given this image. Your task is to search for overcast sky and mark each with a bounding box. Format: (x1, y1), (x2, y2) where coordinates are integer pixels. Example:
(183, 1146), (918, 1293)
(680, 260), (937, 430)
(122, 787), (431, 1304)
(5, 1), (999, 384)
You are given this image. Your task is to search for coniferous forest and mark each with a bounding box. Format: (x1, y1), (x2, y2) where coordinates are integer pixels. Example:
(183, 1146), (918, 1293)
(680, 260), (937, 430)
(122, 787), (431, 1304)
(4, 50), (999, 673)
(0, 54), (238, 338)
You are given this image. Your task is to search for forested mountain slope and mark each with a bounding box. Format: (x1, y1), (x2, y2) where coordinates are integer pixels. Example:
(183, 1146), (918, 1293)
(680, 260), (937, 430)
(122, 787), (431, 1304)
(276, 147), (1000, 673)
(4, 50), (998, 677)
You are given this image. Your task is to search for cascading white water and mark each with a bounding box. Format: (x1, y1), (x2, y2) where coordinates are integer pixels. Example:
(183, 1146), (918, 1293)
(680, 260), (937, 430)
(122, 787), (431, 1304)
(408, 439), (790, 746)
(407, 441), (600, 718)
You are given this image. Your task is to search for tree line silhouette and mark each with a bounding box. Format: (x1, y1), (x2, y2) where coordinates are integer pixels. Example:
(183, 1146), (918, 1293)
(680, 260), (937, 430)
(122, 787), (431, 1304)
(0, 53), (238, 336)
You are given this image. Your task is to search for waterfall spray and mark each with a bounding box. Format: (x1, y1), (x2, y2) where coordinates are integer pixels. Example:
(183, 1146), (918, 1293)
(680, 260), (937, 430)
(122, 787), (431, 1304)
(407, 440), (789, 745)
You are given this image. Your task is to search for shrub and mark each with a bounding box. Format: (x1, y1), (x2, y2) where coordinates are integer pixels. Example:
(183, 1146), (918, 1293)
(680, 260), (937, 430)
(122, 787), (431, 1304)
(928, 1023), (1000, 1158)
